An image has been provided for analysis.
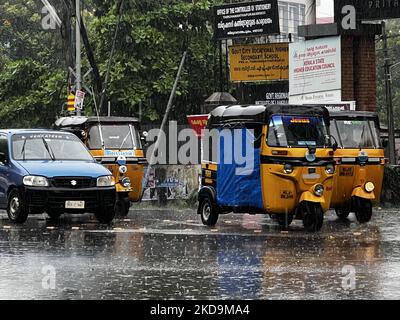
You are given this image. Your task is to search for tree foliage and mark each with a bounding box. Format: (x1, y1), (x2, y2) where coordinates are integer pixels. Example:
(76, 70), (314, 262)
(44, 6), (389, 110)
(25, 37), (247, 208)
(0, 0), (223, 128)
(376, 19), (400, 129)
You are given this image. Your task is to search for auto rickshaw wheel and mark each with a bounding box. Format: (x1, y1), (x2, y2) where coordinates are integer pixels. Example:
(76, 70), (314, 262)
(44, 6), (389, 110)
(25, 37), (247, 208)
(7, 189), (29, 224)
(302, 202), (324, 232)
(115, 195), (131, 217)
(354, 198), (373, 224)
(335, 208), (350, 220)
(199, 196), (219, 227)
(276, 214), (294, 229)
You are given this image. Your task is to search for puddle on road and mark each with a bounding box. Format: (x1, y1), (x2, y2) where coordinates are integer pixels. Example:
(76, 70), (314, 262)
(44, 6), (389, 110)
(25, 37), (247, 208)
(0, 210), (399, 299)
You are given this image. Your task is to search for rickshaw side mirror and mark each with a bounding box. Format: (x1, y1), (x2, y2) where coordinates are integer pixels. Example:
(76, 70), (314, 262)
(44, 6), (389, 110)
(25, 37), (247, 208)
(141, 131), (148, 146)
(382, 139), (388, 148)
(332, 142), (338, 152)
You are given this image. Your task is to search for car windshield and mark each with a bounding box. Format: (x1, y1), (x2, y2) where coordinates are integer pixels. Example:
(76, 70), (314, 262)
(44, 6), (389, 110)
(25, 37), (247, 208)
(87, 124), (140, 150)
(331, 119), (381, 149)
(12, 133), (94, 161)
(267, 115), (329, 148)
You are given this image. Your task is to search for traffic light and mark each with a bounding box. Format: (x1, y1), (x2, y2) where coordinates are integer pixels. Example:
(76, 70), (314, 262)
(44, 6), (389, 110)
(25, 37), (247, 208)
(67, 93), (75, 112)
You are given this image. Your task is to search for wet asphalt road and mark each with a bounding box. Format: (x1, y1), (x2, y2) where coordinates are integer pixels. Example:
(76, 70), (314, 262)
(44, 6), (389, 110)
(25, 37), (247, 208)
(0, 207), (399, 300)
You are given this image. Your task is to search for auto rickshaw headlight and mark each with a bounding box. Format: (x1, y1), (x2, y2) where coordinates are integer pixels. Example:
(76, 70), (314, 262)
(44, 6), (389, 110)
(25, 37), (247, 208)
(325, 164), (335, 175)
(314, 184), (324, 197)
(122, 177), (131, 188)
(97, 176), (116, 187)
(365, 182), (375, 193)
(117, 155), (127, 166)
(23, 176), (49, 187)
(283, 164), (293, 174)
(119, 165), (128, 174)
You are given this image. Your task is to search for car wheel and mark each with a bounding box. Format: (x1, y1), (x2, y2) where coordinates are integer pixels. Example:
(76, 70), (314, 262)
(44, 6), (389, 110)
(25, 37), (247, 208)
(47, 210), (63, 221)
(198, 196), (219, 227)
(95, 207), (116, 224)
(115, 196), (130, 217)
(354, 198), (373, 224)
(7, 189), (28, 224)
(335, 208), (350, 220)
(302, 202), (324, 232)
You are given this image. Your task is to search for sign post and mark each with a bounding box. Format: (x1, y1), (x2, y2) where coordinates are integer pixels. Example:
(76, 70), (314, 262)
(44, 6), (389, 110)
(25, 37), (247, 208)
(229, 43), (289, 82)
(289, 36), (342, 104)
(334, 0), (400, 22)
(74, 90), (86, 111)
(213, 0), (280, 40)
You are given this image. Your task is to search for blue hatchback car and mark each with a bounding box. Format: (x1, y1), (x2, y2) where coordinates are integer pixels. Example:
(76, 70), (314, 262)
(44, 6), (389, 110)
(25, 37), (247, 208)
(0, 130), (116, 224)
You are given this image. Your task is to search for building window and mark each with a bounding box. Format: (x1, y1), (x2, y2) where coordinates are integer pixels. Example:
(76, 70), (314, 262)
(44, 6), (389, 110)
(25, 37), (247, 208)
(278, 1), (306, 37)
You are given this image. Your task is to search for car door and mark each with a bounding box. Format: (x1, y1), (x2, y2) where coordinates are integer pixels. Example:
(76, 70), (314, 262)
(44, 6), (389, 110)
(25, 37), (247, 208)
(0, 135), (10, 207)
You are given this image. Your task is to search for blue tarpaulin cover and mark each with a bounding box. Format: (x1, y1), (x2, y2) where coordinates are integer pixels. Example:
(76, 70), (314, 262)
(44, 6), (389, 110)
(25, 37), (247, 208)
(216, 129), (263, 209)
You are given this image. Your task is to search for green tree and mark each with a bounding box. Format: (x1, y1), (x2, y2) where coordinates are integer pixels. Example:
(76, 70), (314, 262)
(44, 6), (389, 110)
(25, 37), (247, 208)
(376, 19), (400, 129)
(0, 0), (67, 128)
(89, 0), (222, 122)
(0, 0), (224, 127)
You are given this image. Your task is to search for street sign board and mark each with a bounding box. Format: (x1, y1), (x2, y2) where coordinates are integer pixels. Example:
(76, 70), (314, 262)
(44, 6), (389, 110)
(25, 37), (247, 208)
(214, 0), (280, 40)
(289, 36), (342, 102)
(187, 115), (209, 138)
(74, 90), (85, 110)
(334, 0), (400, 21)
(242, 82), (289, 105)
(229, 43), (289, 82)
(309, 102), (356, 111)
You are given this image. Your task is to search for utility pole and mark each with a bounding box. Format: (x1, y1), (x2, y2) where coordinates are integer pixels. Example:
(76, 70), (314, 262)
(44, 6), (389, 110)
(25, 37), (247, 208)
(75, 0), (82, 116)
(383, 21), (397, 165)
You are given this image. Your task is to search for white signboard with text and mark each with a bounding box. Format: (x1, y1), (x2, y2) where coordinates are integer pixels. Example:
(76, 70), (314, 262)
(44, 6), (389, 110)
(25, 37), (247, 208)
(289, 36), (342, 103)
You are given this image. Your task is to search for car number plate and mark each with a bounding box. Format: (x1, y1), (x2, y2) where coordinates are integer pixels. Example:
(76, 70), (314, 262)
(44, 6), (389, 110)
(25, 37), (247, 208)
(65, 201), (85, 209)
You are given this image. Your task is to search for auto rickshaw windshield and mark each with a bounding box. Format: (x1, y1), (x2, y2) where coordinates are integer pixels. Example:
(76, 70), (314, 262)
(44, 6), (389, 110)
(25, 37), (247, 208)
(87, 124), (141, 150)
(267, 115), (329, 148)
(331, 119), (381, 149)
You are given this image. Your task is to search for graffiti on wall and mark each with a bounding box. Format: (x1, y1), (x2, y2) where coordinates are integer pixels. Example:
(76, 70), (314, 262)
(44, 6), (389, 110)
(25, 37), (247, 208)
(142, 165), (201, 201)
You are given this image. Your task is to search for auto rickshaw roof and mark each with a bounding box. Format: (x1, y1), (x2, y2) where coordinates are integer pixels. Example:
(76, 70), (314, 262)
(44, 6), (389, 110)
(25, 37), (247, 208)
(208, 104), (330, 127)
(55, 116), (140, 129)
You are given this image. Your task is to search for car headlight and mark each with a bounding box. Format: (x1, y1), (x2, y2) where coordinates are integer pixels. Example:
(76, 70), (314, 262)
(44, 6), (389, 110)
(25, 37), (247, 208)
(121, 177), (131, 188)
(119, 165), (128, 174)
(97, 176), (116, 187)
(314, 184), (324, 197)
(283, 164), (293, 174)
(23, 176), (49, 187)
(326, 164), (335, 175)
(365, 182), (375, 193)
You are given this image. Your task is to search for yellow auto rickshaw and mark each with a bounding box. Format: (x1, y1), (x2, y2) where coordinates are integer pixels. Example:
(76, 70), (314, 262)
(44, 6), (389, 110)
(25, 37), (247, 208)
(55, 116), (147, 216)
(199, 105), (337, 232)
(329, 111), (385, 223)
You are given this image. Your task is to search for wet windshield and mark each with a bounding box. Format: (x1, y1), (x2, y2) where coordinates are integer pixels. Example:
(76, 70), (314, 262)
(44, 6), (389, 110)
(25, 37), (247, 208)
(12, 133), (93, 161)
(267, 115), (329, 148)
(331, 119), (380, 149)
(87, 125), (140, 150)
